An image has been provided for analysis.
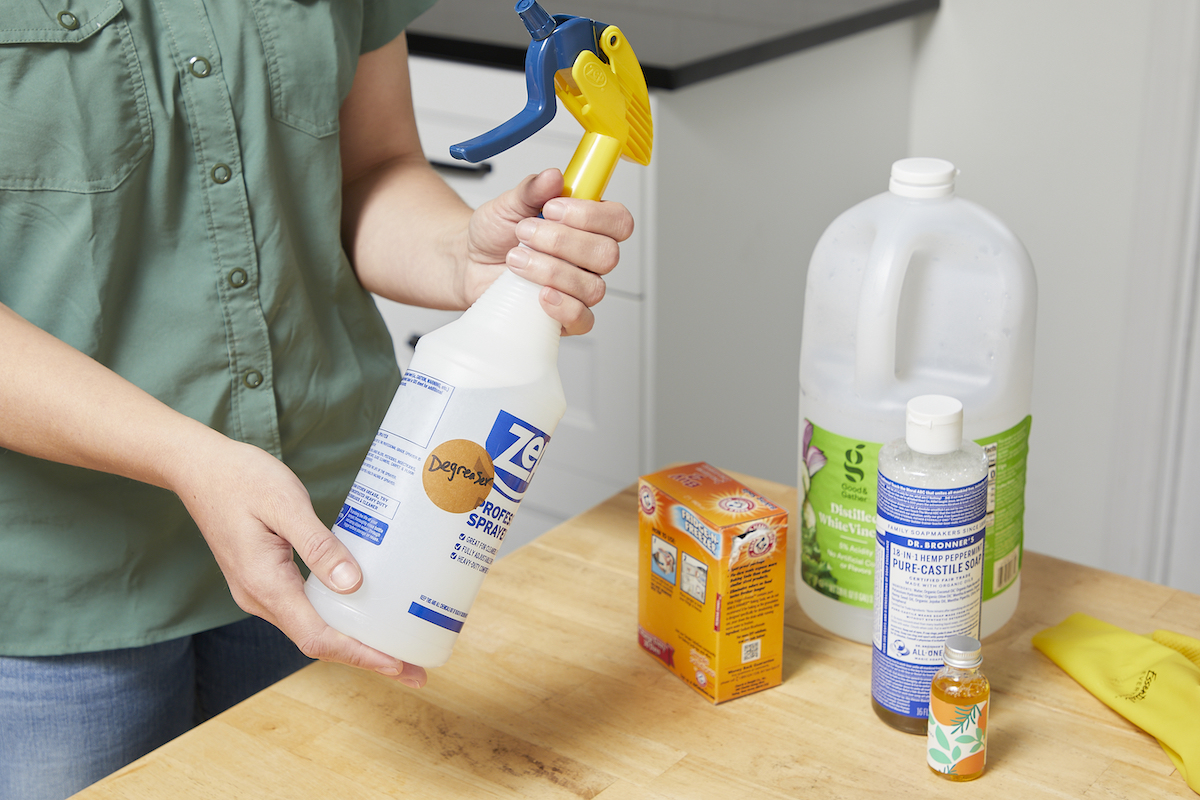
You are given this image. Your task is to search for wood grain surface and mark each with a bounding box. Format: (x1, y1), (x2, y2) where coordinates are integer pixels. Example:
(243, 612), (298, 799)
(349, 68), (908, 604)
(74, 473), (1200, 799)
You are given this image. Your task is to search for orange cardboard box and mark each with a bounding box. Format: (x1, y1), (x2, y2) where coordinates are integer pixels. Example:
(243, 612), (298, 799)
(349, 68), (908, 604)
(637, 463), (788, 703)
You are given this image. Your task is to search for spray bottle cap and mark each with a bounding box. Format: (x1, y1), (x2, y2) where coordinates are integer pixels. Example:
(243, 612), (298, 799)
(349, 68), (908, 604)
(905, 395), (964, 454)
(449, 1), (652, 203)
(890, 157), (957, 198)
(942, 635), (984, 669)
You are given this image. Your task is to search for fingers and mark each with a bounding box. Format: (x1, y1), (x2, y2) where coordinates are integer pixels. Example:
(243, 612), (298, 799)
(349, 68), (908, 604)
(514, 214), (621, 279)
(229, 512), (428, 688)
(464, 168), (635, 332)
(178, 440), (427, 688)
(505, 242), (607, 306)
(542, 194), (635, 246)
(513, 168), (567, 217)
(536, 285), (596, 336)
(257, 499), (430, 686)
(270, 578), (429, 688)
(290, 517), (363, 595)
(502, 189), (633, 337)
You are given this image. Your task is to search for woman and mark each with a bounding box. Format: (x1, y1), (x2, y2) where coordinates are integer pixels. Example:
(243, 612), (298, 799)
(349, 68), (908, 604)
(0, 2), (633, 797)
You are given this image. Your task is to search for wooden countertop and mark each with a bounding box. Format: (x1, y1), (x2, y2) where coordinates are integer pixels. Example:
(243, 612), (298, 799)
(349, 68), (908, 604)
(75, 473), (1200, 798)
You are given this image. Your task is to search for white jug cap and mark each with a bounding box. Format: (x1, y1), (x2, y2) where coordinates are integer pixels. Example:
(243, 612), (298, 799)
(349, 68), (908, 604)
(890, 158), (957, 198)
(906, 395), (963, 454)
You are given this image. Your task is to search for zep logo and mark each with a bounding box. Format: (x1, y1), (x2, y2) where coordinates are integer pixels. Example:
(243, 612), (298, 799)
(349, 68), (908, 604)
(484, 410), (551, 502)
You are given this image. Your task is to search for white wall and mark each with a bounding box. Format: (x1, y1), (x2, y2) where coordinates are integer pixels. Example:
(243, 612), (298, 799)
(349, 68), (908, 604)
(650, 20), (919, 486)
(908, 0), (1200, 589)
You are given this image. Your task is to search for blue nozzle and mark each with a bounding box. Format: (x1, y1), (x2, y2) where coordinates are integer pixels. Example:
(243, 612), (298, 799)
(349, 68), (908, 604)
(516, 0), (556, 41)
(450, 4), (607, 163)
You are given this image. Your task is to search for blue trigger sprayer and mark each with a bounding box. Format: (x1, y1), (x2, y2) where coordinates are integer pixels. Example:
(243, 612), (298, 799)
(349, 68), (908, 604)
(304, 1), (654, 668)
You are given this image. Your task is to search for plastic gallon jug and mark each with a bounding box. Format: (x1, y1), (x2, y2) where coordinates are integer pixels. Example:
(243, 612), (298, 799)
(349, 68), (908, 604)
(305, 271), (566, 667)
(796, 157), (1036, 644)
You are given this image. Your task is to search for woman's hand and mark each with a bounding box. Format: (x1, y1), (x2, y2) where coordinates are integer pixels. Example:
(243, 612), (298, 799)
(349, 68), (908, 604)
(172, 433), (428, 688)
(463, 168), (635, 336)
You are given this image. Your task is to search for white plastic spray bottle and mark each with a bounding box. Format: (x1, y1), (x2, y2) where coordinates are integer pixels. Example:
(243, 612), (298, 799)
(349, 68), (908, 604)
(305, 1), (653, 667)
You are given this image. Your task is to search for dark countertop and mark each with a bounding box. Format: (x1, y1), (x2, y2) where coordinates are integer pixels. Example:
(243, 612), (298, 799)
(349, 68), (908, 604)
(407, 0), (939, 90)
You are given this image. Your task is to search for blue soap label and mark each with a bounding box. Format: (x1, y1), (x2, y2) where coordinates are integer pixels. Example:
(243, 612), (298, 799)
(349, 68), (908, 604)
(872, 473), (987, 720)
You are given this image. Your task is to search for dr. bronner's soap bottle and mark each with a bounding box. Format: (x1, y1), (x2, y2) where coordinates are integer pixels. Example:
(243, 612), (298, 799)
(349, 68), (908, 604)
(871, 395), (988, 734)
(305, 271), (565, 667)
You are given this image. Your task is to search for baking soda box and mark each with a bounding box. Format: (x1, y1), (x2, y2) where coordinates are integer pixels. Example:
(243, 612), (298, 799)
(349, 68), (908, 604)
(637, 463), (788, 703)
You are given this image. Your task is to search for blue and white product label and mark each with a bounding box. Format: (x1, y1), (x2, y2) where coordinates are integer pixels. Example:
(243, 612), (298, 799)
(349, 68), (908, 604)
(871, 472), (987, 720)
(309, 351), (564, 666)
(405, 407), (550, 631)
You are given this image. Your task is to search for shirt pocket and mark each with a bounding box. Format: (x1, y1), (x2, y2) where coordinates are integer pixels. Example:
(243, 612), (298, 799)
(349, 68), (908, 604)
(0, 1), (152, 193)
(250, 0), (361, 139)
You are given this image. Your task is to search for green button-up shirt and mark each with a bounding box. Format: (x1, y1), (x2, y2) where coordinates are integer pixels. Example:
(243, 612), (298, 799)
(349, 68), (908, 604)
(0, 0), (435, 655)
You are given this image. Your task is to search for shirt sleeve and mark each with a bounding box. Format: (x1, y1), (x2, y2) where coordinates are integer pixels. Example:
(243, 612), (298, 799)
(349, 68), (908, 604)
(361, 0), (440, 54)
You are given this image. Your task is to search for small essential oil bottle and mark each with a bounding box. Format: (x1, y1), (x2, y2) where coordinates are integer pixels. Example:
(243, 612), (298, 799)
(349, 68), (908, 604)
(927, 635), (989, 781)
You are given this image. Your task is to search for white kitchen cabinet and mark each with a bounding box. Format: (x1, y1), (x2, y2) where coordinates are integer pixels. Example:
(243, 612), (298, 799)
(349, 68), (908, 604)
(376, 56), (651, 556)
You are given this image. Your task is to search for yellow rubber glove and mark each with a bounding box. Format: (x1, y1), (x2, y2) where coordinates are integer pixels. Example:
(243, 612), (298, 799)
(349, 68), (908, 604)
(1032, 613), (1200, 794)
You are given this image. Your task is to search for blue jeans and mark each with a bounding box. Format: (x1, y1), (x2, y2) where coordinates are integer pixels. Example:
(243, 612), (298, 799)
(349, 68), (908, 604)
(0, 616), (312, 800)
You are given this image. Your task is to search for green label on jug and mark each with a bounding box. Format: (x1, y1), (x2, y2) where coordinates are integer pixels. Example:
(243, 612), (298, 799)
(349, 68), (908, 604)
(975, 415), (1032, 600)
(801, 416), (1032, 609)
(800, 423), (881, 608)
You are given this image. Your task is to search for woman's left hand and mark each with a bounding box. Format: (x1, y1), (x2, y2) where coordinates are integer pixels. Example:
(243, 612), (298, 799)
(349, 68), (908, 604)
(463, 168), (634, 336)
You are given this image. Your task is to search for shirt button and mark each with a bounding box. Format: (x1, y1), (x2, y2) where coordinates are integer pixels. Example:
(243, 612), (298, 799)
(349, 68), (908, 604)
(57, 11), (79, 30)
(188, 56), (212, 79)
(228, 268), (249, 288)
(210, 163), (233, 184)
(243, 369), (264, 389)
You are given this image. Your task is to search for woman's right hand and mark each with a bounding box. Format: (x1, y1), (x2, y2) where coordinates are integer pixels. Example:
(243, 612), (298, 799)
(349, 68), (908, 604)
(170, 432), (428, 687)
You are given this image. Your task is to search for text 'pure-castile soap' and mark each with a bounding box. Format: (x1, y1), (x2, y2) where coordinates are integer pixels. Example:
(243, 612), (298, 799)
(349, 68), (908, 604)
(797, 158), (1036, 644)
(305, 1), (654, 667)
(871, 395), (989, 734)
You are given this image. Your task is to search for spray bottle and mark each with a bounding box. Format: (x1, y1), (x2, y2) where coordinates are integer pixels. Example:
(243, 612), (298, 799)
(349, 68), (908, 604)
(305, 0), (653, 668)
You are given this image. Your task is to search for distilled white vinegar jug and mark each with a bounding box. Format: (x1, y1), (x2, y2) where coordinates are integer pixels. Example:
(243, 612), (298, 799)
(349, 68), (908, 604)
(796, 158), (1036, 644)
(306, 271), (565, 667)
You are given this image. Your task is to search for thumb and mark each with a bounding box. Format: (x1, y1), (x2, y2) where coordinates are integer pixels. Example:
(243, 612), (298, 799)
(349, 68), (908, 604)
(293, 520), (363, 595)
(504, 168), (565, 220)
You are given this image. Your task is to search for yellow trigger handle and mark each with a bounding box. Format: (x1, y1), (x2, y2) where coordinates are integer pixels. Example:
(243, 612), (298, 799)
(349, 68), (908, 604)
(553, 25), (653, 201)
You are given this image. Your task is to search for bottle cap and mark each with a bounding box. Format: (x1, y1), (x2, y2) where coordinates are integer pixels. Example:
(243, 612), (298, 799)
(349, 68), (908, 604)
(905, 395), (963, 455)
(943, 635), (983, 669)
(890, 157), (957, 198)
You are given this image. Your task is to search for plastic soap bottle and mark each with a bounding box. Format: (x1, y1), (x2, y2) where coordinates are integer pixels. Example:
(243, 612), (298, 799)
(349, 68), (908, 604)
(797, 158), (1036, 644)
(305, 272), (565, 667)
(927, 635), (990, 781)
(871, 395), (989, 734)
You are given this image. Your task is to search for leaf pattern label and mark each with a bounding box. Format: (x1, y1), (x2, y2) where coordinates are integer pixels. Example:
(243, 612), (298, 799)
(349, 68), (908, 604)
(927, 696), (987, 777)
